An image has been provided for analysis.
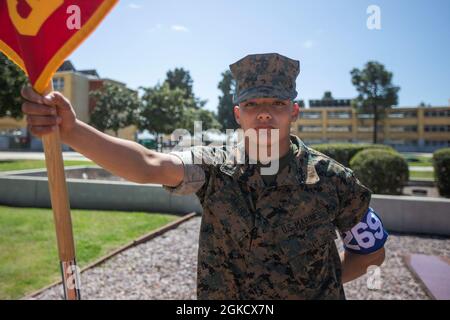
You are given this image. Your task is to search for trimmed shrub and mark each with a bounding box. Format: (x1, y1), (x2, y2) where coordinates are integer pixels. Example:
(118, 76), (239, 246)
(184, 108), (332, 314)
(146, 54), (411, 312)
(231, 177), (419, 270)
(433, 148), (450, 197)
(349, 149), (409, 195)
(310, 143), (394, 167)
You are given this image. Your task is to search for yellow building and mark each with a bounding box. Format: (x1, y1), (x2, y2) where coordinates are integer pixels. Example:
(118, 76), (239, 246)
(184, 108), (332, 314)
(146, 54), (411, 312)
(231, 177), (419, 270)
(293, 99), (450, 152)
(0, 60), (137, 150)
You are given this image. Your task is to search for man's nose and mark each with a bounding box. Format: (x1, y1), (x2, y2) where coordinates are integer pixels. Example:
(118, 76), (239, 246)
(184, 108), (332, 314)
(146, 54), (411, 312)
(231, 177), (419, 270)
(256, 111), (272, 121)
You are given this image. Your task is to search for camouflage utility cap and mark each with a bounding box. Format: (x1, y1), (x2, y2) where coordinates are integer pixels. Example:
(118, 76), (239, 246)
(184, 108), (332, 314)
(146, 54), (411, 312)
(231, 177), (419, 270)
(229, 53), (300, 104)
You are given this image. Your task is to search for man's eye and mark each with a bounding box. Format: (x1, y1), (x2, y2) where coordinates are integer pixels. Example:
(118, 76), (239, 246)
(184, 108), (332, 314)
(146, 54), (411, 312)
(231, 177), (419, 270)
(274, 101), (286, 106)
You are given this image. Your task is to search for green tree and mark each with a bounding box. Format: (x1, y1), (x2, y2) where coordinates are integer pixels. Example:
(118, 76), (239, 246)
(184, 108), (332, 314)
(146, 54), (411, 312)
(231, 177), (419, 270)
(177, 107), (221, 134)
(139, 82), (188, 137)
(322, 91), (334, 100)
(217, 70), (238, 131)
(89, 83), (140, 136)
(350, 61), (400, 144)
(165, 68), (193, 99)
(164, 67), (207, 109)
(418, 101), (431, 107)
(140, 82), (221, 137)
(0, 53), (28, 119)
(195, 108), (222, 131)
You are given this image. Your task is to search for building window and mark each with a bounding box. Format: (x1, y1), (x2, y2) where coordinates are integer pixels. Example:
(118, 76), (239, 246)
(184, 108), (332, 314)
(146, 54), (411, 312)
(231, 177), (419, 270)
(357, 113), (374, 119)
(388, 111), (417, 118)
(388, 113), (403, 119)
(387, 139), (418, 146)
(389, 126), (418, 132)
(357, 126), (374, 132)
(309, 99), (351, 107)
(327, 126), (352, 132)
(300, 111), (322, 119)
(425, 110), (450, 117)
(424, 125), (450, 132)
(53, 77), (65, 91)
(299, 125), (322, 132)
(328, 111), (351, 119)
(425, 140), (450, 147)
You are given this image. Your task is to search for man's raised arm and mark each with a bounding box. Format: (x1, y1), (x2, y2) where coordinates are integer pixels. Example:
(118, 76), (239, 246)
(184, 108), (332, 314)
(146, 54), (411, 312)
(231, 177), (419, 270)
(21, 86), (184, 187)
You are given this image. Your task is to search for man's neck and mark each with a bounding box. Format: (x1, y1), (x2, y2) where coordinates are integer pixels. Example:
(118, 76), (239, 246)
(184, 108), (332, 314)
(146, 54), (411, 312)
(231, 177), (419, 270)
(245, 137), (291, 163)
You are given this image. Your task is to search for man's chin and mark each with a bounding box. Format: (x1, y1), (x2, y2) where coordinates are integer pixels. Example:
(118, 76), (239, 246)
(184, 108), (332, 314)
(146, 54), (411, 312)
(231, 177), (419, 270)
(257, 132), (279, 145)
(241, 128), (282, 146)
(255, 139), (274, 146)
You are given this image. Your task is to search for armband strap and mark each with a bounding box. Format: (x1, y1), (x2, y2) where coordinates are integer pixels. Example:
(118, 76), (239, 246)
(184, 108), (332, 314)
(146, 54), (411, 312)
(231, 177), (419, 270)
(341, 207), (388, 254)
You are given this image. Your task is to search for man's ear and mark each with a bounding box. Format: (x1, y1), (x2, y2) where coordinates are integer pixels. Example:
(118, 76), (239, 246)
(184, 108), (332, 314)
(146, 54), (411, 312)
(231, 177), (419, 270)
(233, 105), (241, 125)
(291, 102), (300, 122)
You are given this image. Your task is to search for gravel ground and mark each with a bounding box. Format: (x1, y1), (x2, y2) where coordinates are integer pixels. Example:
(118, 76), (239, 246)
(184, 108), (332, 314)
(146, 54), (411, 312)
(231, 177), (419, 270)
(340, 232), (450, 300)
(31, 217), (449, 300)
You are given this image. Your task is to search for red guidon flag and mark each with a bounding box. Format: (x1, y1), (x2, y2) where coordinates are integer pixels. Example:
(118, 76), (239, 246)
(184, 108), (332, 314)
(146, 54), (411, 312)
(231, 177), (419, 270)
(0, 0), (118, 93)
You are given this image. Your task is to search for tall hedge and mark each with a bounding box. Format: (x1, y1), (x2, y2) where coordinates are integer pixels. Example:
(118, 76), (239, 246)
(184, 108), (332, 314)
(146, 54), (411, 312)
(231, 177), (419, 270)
(310, 143), (394, 167)
(349, 149), (409, 195)
(433, 148), (450, 197)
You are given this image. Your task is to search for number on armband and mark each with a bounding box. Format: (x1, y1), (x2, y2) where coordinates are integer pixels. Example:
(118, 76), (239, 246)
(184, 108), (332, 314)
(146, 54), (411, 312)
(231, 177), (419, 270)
(342, 208), (386, 252)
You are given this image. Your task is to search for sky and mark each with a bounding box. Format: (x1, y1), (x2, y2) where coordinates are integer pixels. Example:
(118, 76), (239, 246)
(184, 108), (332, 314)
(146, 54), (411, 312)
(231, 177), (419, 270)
(68, 0), (450, 112)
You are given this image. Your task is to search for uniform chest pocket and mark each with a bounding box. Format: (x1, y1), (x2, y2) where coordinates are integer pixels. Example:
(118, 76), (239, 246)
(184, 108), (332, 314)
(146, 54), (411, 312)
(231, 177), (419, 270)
(268, 185), (335, 231)
(273, 223), (338, 288)
(274, 222), (337, 258)
(204, 188), (253, 247)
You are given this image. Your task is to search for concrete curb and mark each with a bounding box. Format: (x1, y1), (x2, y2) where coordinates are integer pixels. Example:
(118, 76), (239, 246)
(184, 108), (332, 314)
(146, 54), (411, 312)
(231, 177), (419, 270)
(0, 166), (203, 214)
(371, 194), (450, 236)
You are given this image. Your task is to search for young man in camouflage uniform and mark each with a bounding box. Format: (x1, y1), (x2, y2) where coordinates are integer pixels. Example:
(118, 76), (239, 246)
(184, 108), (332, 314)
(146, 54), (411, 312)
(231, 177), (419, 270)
(21, 52), (388, 300)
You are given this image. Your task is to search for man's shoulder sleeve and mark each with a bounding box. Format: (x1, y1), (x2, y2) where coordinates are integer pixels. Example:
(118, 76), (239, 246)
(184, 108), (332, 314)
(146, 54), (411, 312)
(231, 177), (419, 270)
(162, 145), (225, 197)
(162, 148), (206, 196)
(331, 163), (372, 234)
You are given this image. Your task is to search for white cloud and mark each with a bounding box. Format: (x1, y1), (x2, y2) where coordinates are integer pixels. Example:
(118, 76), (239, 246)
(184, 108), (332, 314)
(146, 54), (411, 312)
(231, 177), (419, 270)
(171, 25), (189, 32)
(303, 40), (314, 49)
(128, 3), (141, 9)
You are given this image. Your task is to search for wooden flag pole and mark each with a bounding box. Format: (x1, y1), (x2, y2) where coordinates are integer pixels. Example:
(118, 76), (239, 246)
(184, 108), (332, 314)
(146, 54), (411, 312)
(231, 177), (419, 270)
(40, 82), (80, 300)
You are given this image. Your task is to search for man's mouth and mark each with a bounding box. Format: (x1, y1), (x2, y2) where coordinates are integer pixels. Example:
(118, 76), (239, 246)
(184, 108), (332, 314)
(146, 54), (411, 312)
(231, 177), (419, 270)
(254, 125), (275, 130)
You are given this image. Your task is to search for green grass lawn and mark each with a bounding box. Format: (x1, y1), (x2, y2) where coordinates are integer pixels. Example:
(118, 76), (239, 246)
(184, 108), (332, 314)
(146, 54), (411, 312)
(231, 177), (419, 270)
(402, 154), (433, 167)
(0, 160), (95, 172)
(0, 205), (178, 299)
(409, 170), (434, 180)
(401, 154), (435, 180)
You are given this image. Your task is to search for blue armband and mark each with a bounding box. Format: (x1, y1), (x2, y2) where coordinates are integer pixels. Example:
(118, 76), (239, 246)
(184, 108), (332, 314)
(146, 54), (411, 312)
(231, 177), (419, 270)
(341, 207), (388, 254)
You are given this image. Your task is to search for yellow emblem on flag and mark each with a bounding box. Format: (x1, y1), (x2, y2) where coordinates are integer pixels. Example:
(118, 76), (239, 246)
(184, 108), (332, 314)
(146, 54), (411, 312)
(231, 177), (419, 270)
(7, 0), (64, 36)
